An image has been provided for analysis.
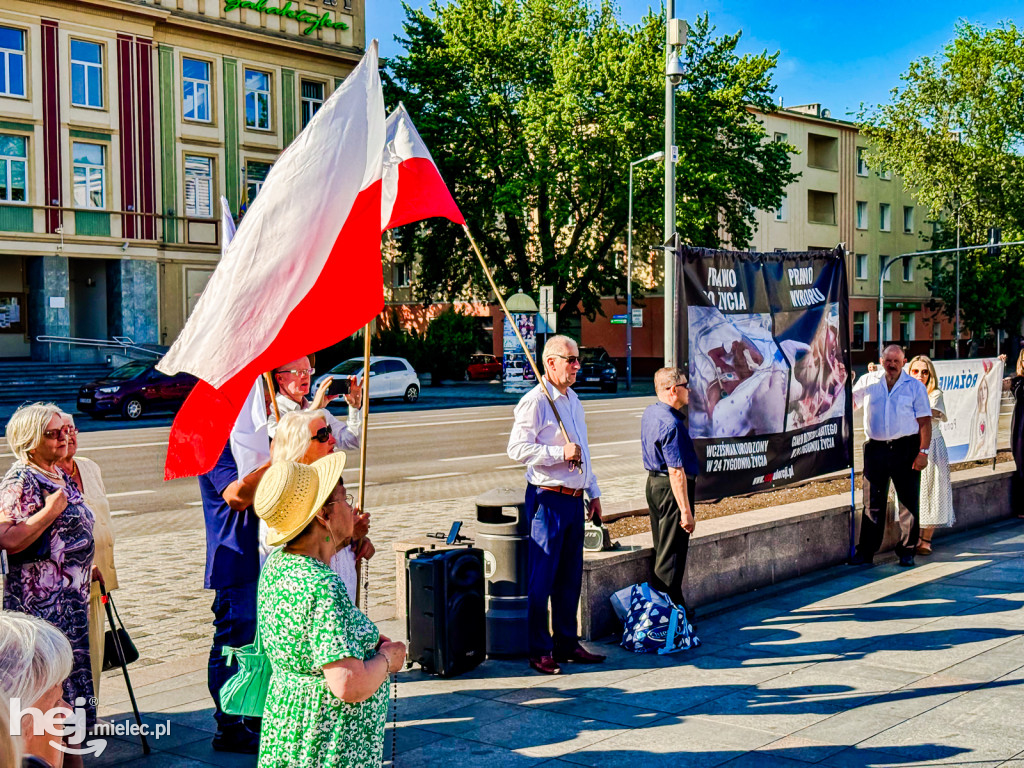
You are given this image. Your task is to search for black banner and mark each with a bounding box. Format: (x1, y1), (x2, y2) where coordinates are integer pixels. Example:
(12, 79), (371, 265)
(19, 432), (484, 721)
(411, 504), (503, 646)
(678, 246), (854, 501)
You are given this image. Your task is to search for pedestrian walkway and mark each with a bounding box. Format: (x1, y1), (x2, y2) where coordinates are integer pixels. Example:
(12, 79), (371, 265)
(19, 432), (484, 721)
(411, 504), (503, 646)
(93, 517), (1024, 766)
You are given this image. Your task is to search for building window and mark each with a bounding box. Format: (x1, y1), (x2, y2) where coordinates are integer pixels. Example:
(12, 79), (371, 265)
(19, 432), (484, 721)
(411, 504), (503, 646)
(245, 160), (272, 205)
(807, 190), (837, 226)
(855, 253), (867, 280)
(244, 68), (271, 130)
(899, 314), (914, 341)
(879, 203), (891, 232)
(884, 311), (894, 341)
(853, 311), (868, 350)
(902, 258), (913, 282)
(856, 147), (868, 176)
(301, 80), (324, 128)
(184, 155), (213, 218)
(880, 255), (891, 282)
(183, 58), (211, 122)
(903, 205), (914, 233)
(856, 201), (868, 230)
(72, 142), (105, 208)
(774, 193), (787, 222)
(394, 262), (412, 288)
(0, 134), (27, 203)
(70, 40), (104, 109)
(774, 132), (788, 144)
(807, 133), (838, 171)
(0, 26), (27, 98)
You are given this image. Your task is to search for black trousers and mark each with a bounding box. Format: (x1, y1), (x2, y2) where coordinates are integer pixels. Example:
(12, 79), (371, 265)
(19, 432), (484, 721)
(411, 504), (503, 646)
(645, 473), (695, 606)
(859, 435), (921, 559)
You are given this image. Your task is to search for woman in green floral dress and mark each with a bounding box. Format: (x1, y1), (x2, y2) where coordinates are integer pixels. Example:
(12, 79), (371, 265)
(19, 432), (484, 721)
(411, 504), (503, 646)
(253, 454), (407, 767)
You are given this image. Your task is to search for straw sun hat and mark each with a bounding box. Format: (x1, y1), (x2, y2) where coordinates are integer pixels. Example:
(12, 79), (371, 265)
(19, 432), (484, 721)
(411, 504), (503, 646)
(254, 453), (347, 547)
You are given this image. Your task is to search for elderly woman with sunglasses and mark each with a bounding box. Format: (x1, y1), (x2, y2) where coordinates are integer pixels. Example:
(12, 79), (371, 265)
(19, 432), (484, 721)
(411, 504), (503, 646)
(254, 455), (406, 767)
(0, 403), (97, 738)
(268, 410), (375, 599)
(266, 355), (363, 449)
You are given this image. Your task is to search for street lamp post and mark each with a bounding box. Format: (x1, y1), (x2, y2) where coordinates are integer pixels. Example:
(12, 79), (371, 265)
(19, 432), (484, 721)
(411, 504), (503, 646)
(627, 150), (665, 391)
(663, 9), (686, 368)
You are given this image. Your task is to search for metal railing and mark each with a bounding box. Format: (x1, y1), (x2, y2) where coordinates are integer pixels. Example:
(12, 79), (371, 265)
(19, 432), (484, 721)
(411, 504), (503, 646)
(35, 335), (162, 360)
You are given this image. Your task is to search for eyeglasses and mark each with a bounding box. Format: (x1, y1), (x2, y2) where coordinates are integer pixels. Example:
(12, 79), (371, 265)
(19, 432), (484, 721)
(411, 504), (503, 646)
(310, 426), (333, 443)
(325, 494), (355, 510)
(277, 368), (315, 377)
(42, 426), (76, 439)
(552, 354), (580, 364)
(674, 382), (689, 390)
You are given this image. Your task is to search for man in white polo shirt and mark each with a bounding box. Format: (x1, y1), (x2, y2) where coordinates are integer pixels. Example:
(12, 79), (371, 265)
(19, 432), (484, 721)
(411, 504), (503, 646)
(851, 344), (932, 566)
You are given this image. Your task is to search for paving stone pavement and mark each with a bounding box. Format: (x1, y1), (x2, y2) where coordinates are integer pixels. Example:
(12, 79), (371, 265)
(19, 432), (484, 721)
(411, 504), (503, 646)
(93, 517), (1024, 767)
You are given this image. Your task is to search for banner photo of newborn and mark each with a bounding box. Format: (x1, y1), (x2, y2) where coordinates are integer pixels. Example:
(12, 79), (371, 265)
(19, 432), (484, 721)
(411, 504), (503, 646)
(678, 246), (854, 501)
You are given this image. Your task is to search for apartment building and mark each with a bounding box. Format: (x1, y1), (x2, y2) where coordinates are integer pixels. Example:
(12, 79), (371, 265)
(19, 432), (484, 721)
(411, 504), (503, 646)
(747, 104), (951, 365)
(0, 0), (364, 361)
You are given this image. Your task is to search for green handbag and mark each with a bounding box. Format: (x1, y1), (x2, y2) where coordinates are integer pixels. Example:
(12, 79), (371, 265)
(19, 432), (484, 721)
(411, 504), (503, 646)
(220, 622), (271, 717)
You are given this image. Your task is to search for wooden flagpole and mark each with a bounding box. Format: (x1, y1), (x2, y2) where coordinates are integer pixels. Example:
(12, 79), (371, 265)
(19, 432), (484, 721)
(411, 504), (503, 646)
(263, 372), (280, 422)
(355, 321), (372, 610)
(461, 224), (579, 470)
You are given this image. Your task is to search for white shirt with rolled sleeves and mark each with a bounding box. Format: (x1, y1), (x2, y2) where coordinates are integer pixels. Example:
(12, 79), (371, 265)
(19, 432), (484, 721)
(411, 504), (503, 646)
(507, 379), (600, 499)
(852, 369), (931, 441)
(266, 392), (362, 450)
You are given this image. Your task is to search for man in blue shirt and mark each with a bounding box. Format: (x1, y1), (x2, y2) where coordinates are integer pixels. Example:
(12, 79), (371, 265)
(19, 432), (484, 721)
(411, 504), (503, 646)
(641, 367), (701, 609)
(198, 443), (269, 753)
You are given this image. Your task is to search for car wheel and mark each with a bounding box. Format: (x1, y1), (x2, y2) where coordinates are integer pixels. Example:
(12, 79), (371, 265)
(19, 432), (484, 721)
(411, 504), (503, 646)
(122, 398), (144, 420)
(403, 384), (420, 403)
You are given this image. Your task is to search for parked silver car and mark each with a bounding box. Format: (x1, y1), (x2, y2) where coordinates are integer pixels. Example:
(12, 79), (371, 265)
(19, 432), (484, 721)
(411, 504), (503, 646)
(314, 356), (421, 403)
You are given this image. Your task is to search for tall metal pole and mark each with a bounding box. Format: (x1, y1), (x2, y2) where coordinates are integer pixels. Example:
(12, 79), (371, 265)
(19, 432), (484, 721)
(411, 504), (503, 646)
(955, 212), (961, 359)
(663, 0), (677, 369)
(627, 163), (634, 391)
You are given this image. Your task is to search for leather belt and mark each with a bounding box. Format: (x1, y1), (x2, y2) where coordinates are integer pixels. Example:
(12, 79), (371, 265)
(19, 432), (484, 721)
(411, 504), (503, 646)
(648, 470), (669, 477)
(539, 485), (584, 498)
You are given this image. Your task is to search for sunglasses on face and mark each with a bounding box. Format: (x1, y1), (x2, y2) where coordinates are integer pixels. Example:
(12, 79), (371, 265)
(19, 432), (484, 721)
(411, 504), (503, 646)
(552, 354), (580, 364)
(43, 426), (76, 439)
(310, 426), (333, 443)
(277, 368), (315, 377)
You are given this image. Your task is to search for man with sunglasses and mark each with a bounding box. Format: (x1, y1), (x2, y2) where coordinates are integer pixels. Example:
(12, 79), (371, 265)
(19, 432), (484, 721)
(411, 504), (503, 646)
(508, 335), (605, 675)
(641, 368), (700, 614)
(266, 354), (363, 449)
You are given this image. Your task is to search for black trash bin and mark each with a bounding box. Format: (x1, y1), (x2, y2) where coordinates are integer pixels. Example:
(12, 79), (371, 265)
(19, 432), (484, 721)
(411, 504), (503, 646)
(475, 487), (530, 657)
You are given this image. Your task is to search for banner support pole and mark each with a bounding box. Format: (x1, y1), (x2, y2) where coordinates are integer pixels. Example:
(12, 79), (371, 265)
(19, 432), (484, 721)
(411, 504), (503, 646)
(355, 320), (372, 611)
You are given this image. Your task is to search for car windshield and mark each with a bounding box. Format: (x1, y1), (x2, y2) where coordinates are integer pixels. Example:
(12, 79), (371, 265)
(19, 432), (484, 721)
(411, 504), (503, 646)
(580, 349), (605, 363)
(333, 360), (366, 375)
(106, 363), (150, 381)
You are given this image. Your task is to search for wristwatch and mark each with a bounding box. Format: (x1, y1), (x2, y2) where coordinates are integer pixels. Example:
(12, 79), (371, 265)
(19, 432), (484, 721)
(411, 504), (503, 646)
(919, 448), (929, 455)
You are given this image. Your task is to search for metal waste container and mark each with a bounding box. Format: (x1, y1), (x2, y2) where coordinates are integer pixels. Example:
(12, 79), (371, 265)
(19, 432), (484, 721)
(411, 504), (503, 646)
(475, 487), (529, 657)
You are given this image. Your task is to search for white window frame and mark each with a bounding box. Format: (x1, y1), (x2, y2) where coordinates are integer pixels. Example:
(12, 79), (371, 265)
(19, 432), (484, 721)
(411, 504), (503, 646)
(70, 39), (104, 109)
(0, 26), (27, 98)
(774, 131), (788, 144)
(880, 255), (891, 282)
(0, 134), (28, 203)
(300, 80), (325, 129)
(182, 57), (212, 123)
(774, 193), (788, 222)
(72, 142), (105, 209)
(855, 253), (868, 280)
(394, 262), (412, 288)
(244, 68), (272, 131)
(884, 311), (894, 341)
(856, 147), (868, 176)
(902, 258), (913, 282)
(856, 201), (868, 230)
(903, 205), (914, 233)
(245, 160), (272, 205)
(853, 311), (868, 350)
(899, 314), (914, 342)
(184, 154), (214, 218)
(879, 203), (891, 232)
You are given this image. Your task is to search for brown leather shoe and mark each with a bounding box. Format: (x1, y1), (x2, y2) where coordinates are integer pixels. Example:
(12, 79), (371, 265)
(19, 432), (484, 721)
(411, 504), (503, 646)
(554, 645), (606, 664)
(529, 655), (561, 675)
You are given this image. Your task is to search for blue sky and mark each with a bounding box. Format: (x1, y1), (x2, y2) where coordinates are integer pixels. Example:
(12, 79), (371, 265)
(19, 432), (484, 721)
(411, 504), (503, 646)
(368, 1), (1020, 116)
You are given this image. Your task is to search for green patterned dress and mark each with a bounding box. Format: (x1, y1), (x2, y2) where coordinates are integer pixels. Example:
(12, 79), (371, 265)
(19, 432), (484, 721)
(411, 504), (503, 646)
(257, 549), (389, 767)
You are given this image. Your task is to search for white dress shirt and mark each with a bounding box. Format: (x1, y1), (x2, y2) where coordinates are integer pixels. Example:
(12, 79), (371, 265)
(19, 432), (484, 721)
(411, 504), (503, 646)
(852, 369), (931, 441)
(267, 392), (362, 451)
(507, 379), (600, 499)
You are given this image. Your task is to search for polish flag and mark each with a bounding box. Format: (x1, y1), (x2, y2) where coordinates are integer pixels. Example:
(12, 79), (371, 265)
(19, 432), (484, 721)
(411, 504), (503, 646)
(157, 43), (387, 479)
(381, 103), (465, 230)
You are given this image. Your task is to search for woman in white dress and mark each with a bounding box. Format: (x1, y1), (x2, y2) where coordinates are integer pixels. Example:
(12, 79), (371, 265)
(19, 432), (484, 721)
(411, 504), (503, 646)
(908, 355), (954, 554)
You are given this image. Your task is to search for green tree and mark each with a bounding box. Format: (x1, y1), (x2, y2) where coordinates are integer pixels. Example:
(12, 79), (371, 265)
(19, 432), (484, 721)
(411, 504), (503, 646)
(423, 307), (490, 382)
(385, 1), (795, 322)
(860, 21), (1024, 348)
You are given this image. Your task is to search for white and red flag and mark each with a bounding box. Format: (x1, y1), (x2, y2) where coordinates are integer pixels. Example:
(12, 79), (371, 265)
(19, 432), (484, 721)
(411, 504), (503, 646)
(158, 43), (387, 479)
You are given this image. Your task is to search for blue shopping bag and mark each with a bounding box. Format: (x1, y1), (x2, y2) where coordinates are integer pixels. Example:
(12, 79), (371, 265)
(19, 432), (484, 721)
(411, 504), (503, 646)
(620, 582), (700, 655)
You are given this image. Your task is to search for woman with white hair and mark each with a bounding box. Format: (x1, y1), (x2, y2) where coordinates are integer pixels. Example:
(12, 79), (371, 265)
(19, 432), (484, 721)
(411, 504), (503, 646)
(0, 403), (96, 735)
(0, 610), (75, 767)
(267, 409), (374, 599)
(55, 411), (118, 704)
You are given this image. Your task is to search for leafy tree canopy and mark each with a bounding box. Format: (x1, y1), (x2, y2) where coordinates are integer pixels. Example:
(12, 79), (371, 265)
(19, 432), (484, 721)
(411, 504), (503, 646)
(385, 0), (795, 320)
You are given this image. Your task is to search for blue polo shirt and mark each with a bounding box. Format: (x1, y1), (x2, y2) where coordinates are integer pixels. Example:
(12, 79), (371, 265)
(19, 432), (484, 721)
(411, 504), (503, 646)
(198, 444), (260, 590)
(641, 401), (701, 477)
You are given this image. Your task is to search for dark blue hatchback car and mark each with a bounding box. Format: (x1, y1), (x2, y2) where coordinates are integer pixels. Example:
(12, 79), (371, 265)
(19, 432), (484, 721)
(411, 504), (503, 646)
(77, 362), (197, 420)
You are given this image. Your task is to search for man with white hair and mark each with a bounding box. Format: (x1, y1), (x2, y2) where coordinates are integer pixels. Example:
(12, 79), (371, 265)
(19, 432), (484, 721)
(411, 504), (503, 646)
(508, 335), (605, 675)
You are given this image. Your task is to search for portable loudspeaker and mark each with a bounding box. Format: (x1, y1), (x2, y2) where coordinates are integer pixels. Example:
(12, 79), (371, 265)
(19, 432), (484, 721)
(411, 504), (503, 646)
(406, 547), (486, 677)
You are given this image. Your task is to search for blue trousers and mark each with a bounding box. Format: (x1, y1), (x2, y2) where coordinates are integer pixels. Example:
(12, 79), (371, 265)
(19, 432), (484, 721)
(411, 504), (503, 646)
(208, 581), (259, 730)
(526, 484), (585, 657)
